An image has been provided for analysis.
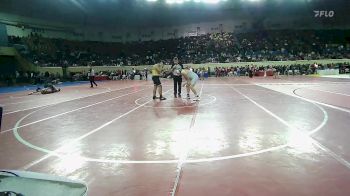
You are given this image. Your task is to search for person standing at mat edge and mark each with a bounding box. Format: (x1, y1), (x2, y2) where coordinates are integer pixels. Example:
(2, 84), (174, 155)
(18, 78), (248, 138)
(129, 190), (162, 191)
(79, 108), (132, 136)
(171, 57), (183, 98)
(0, 106), (2, 131)
(88, 66), (98, 88)
(152, 61), (166, 100)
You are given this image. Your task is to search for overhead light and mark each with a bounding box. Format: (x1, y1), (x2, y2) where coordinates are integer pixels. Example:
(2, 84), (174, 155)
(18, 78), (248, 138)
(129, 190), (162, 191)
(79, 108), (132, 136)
(205, 0), (222, 3)
(164, 0), (227, 4)
(165, 0), (183, 3)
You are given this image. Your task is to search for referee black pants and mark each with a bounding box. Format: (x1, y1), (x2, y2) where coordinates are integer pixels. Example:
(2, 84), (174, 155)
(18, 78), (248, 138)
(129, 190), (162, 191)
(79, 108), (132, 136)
(89, 76), (97, 87)
(173, 75), (182, 95)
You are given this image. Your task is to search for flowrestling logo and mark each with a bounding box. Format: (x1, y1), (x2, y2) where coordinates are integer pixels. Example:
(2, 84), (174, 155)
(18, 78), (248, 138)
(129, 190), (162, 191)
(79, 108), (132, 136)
(314, 10), (335, 18)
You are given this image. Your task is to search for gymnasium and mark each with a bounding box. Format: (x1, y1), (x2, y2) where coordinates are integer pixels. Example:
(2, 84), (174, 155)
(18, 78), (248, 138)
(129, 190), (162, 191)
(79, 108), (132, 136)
(0, 0), (350, 195)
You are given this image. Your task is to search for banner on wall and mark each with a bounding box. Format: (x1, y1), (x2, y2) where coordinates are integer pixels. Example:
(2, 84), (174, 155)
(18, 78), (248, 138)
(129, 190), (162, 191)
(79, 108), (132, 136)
(188, 32), (197, 36)
(0, 24), (8, 46)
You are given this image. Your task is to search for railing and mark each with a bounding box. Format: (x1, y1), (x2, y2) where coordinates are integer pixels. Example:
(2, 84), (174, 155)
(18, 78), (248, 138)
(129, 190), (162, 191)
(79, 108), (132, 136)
(0, 46), (36, 72)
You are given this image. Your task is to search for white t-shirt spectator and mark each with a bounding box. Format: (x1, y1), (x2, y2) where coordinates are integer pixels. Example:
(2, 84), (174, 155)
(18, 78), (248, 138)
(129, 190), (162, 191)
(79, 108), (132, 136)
(88, 69), (95, 77)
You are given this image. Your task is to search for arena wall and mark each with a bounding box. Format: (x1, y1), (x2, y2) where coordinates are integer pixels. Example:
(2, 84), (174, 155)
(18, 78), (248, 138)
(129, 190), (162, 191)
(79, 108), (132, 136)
(5, 18), (252, 43)
(3, 9), (348, 43)
(35, 59), (350, 75)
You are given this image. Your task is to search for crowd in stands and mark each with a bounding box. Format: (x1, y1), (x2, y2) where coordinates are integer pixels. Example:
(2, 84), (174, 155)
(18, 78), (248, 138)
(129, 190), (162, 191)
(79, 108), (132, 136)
(3, 29), (349, 86)
(213, 62), (350, 77)
(8, 29), (350, 67)
(1, 61), (349, 86)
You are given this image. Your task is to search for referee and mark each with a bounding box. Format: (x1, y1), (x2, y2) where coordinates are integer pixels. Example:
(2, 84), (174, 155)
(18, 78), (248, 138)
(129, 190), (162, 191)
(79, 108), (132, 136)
(171, 57), (183, 98)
